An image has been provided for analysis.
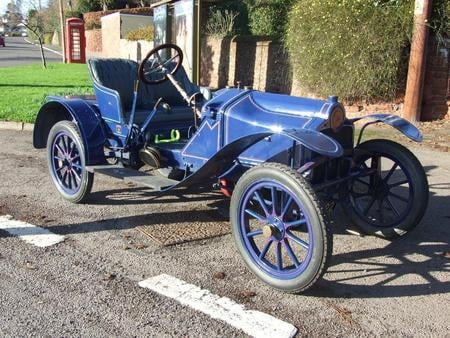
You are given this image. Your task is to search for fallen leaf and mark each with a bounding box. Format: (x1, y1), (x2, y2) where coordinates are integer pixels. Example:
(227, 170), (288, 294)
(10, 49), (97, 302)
(103, 273), (117, 281)
(212, 271), (226, 280)
(134, 243), (147, 250)
(237, 291), (256, 299)
(24, 261), (36, 270)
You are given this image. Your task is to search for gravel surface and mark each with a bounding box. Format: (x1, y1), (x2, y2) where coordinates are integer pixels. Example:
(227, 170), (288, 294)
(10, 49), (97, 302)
(0, 130), (449, 337)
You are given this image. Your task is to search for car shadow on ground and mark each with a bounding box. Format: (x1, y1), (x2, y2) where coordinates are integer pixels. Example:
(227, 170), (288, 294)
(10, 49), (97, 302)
(1, 167), (447, 299)
(87, 186), (222, 206)
(311, 181), (450, 299)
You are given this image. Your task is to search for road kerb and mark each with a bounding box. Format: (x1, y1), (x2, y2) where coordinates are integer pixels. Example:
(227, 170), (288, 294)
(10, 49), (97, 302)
(0, 121), (24, 131)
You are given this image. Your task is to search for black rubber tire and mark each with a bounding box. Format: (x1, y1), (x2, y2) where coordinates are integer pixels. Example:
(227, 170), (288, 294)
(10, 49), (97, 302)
(345, 139), (429, 239)
(47, 121), (94, 204)
(230, 163), (332, 293)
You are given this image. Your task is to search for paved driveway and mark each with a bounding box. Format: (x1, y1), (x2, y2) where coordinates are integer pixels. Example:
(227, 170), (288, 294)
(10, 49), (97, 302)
(0, 36), (61, 67)
(0, 129), (449, 337)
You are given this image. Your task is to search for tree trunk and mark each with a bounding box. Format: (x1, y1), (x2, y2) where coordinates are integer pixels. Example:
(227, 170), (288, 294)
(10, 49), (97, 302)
(37, 36), (47, 69)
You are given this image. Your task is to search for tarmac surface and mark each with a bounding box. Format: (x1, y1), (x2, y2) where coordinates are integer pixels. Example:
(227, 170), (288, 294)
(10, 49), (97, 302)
(0, 36), (61, 67)
(0, 129), (449, 337)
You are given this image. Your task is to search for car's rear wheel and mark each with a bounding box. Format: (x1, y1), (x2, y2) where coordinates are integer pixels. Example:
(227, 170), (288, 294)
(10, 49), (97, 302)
(344, 139), (428, 238)
(47, 121), (94, 203)
(230, 163), (331, 293)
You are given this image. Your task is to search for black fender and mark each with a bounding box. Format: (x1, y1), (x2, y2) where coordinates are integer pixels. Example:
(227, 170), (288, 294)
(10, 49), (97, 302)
(33, 98), (107, 165)
(164, 128), (343, 190)
(351, 113), (423, 142)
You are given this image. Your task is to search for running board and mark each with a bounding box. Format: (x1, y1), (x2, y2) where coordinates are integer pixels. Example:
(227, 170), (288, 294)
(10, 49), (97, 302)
(86, 165), (178, 191)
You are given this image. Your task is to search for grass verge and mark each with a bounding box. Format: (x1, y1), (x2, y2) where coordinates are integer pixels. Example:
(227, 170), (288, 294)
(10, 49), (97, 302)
(0, 63), (93, 123)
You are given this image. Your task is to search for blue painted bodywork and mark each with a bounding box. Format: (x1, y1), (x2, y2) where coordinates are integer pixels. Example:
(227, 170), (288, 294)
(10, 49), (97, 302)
(33, 97), (107, 165)
(33, 64), (423, 187)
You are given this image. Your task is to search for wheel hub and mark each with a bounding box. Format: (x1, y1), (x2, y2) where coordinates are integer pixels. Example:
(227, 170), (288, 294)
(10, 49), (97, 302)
(265, 216), (285, 241)
(374, 181), (390, 199)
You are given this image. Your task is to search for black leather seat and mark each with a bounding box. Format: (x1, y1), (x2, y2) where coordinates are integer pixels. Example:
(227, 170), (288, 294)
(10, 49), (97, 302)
(88, 58), (205, 125)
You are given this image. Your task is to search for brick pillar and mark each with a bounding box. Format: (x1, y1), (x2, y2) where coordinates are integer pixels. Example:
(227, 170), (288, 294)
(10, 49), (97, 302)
(422, 35), (449, 120)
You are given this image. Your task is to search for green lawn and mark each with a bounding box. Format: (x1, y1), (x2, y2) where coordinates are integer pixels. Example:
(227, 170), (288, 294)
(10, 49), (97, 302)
(0, 63), (94, 123)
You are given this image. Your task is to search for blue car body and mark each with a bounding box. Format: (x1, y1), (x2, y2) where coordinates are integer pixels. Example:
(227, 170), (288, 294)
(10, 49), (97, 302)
(32, 51), (427, 293)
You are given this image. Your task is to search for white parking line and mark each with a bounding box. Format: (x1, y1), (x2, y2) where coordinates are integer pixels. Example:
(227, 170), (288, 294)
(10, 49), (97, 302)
(139, 274), (298, 338)
(0, 215), (65, 247)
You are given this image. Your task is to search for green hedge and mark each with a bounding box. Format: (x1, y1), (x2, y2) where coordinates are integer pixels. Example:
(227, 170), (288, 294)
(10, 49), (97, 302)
(245, 0), (295, 38)
(287, 0), (414, 102)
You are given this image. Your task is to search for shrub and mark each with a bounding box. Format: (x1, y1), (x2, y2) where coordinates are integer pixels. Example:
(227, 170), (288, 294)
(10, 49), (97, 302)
(245, 0), (295, 38)
(205, 10), (238, 38)
(287, 0), (414, 102)
(206, 2), (249, 35)
(125, 25), (154, 41)
(85, 20), (101, 30)
(430, 0), (450, 45)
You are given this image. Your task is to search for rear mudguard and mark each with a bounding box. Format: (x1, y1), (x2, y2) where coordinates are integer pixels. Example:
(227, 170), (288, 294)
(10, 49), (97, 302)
(351, 113), (423, 142)
(33, 98), (107, 165)
(164, 128), (343, 191)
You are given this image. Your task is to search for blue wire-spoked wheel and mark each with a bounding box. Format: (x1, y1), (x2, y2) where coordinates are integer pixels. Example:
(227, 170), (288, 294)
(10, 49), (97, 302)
(230, 163), (332, 293)
(345, 139), (429, 239)
(47, 121), (94, 203)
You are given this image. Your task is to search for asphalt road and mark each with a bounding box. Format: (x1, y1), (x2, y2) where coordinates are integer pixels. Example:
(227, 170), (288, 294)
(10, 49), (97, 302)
(0, 36), (62, 67)
(0, 130), (449, 337)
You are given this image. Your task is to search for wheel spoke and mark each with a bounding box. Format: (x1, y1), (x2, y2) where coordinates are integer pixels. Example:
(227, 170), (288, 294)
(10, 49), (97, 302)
(71, 169), (81, 183)
(62, 170), (68, 186)
(63, 135), (70, 154)
(389, 191), (409, 203)
(54, 156), (65, 161)
(283, 239), (300, 268)
(378, 199), (385, 224)
(276, 242), (282, 271)
(371, 156), (381, 171)
(259, 239), (273, 259)
(389, 179), (409, 188)
(55, 143), (65, 156)
(281, 194), (293, 218)
(355, 178), (370, 186)
(363, 196), (376, 215)
(72, 163), (83, 170)
(285, 218), (307, 228)
(254, 191), (270, 216)
(245, 208), (265, 221)
(247, 229), (263, 238)
(386, 197), (400, 217)
(383, 163), (398, 183)
(271, 186), (277, 215)
(351, 191), (369, 199)
(286, 231), (309, 250)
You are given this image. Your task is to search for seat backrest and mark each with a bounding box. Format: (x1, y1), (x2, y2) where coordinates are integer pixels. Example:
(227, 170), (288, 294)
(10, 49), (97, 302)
(88, 58), (138, 112)
(88, 58), (201, 115)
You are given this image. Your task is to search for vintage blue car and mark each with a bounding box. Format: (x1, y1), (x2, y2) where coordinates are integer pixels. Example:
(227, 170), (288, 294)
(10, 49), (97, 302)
(33, 44), (429, 293)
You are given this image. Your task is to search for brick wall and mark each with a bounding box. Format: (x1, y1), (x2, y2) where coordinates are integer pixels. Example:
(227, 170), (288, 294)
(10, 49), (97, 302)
(422, 36), (449, 120)
(85, 29), (102, 53)
(201, 36), (292, 92)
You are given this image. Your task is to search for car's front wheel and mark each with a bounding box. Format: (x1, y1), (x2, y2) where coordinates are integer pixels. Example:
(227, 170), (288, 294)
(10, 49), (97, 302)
(230, 163), (331, 293)
(47, 121), (94, 203)
(344, 139), (429, 238)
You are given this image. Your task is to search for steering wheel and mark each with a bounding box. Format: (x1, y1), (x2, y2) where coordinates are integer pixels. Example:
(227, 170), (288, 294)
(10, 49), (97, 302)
(138, 44), (184, 85)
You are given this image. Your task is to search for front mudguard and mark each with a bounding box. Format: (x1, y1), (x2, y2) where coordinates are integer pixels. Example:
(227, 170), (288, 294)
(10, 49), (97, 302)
(351, 113), (423, 143)
(33, 98), (107, 165)
(165, 128), (343, 191)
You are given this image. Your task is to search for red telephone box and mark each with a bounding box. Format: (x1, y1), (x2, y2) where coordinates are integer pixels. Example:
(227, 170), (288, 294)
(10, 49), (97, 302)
(65, 18), (86, 64)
